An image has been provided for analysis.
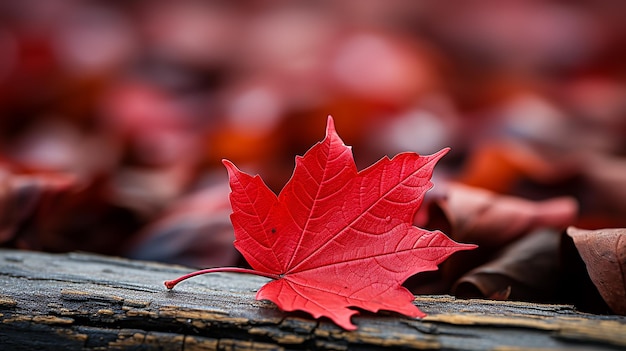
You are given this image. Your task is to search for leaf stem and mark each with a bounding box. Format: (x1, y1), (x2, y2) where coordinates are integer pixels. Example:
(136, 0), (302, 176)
(164, 267), (280, 289)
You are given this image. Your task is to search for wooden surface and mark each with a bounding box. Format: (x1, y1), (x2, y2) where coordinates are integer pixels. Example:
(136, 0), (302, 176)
(1, 249), (625, 350)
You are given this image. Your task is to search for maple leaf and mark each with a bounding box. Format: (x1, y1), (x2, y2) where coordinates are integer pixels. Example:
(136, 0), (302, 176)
(166, 116), (476, 330)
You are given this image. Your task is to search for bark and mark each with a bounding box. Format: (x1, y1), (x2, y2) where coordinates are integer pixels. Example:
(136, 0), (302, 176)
(1, 249), (625, 350)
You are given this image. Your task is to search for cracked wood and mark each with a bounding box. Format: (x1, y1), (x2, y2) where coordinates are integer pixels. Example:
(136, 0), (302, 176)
(1, 249), (625, 350)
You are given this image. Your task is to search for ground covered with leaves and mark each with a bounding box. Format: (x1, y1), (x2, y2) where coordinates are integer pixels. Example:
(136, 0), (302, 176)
(0, 1), (625, 317)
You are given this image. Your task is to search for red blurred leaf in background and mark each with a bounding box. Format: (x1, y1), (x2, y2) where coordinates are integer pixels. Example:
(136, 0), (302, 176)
(166, 116), (476, 330)
(124, 182), (239, 268)
(0, 168), (77, 248)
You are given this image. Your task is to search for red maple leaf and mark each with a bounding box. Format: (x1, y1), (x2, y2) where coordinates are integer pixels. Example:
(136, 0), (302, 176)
(166, 116), (476, 330)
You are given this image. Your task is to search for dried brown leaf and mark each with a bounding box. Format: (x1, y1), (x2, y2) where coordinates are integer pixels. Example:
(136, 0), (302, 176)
(567, 226), (626, 315)
(436, 183), (578, 248)
(453, 229), (561, 302)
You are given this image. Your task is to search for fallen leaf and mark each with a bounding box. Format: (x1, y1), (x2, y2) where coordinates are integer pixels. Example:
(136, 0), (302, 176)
(453, 229), (560, 302)
(166, 116), (475, 330)
(558, 231), (610, 314)
(408, 184), (577, 295)
(0, 167), (77, 248)
(124, 181), (239, 267)
(21, 178), (143, 255)
(436, 183), (577, 249)
(566, 226), (626, 315)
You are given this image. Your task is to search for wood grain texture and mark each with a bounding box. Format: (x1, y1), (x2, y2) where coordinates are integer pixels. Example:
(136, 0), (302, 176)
(1, 249), (625, 350)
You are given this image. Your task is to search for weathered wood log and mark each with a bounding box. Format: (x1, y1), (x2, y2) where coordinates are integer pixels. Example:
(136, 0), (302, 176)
(1, 249), (625, 350)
